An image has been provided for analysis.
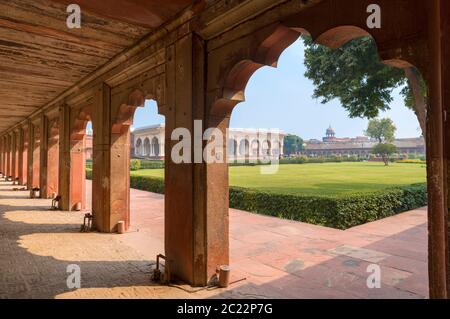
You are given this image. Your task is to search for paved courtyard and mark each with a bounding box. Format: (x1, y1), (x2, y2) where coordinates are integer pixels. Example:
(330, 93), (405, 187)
(0, 179), (428, 298)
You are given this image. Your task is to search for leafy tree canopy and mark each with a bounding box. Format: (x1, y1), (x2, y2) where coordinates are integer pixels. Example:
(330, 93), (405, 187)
(372, 143), (397, 166)
(365, 118), (396, 143)
(303, 36), (425, 119)
(283, 134), (304, 155)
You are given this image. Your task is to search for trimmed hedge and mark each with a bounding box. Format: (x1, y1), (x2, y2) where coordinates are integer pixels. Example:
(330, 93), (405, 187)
(397, 159), (427, 164)
(140, 160), (165, 169)
(85, 169), (427, 229)
(229, 183), (427, 229)
(230, 155), (362, 166)
(86, 168), (164, 194)
(86, 168), (92, 179)
(130, 159), (141, 171)
(130, 175), (164, 194)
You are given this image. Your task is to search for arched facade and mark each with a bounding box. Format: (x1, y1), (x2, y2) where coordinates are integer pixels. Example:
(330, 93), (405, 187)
(143, 138), (150, 156)
(151, 137), (160, 157)
(135, 138), (143, 156)
(132, 124), (165, 159)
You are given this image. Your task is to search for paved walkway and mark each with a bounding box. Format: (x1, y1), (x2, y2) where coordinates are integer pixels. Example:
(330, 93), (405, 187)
(0, 179), (428, 298)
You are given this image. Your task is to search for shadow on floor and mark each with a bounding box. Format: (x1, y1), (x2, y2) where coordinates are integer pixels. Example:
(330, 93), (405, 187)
(0, 179), (429, 299)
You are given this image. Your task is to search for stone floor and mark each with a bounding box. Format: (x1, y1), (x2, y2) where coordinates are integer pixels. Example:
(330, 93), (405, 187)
(0, 179), (428, 299)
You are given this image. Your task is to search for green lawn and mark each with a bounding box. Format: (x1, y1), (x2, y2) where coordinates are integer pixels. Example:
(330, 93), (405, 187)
(130, 162), (426, 196)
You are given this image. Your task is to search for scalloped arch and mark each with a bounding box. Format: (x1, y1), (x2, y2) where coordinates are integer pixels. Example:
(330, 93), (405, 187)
(112, 88), (163, 134)
(210, 22), (424, 119)
(71, 106), (92, 141)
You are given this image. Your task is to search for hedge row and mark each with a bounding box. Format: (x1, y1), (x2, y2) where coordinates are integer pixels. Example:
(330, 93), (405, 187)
(130, 175), (164, 194)
(85, 169), (427, 229)
(86, 168), (164, 194)
(139, 160), (165, 169)
(229, 183), (427, 229)
(279, 155), (362, 164)
(396, 159), (427, 164)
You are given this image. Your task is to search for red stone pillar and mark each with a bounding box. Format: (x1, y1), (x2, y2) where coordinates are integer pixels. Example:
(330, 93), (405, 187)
(39, 115), (48, 197)
(164, 33), (229, 286)
(56, 104), (89, 210)
(426, 0), (449, 299)
(19, 126), (28, 187)
(92, 83), (128, 232)
(6, 134), (11, 179)
(17, 128), (24, 185)
(11, 132), (16, 181)
(31, 121), (41, 189)
(0, 137), (2, 176)
(27, 123), (33, 190)
(58, 104), (71, 210)
(70, 132), (86, 210)
(13, 131), (19, 181)
(440, 0), (450, 297)
(45, 118), (59, 198)
(0, 136), (3, 176)
(3, 135), (6, 177)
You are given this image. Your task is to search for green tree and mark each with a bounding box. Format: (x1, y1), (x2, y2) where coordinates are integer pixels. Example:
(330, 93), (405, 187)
(372, 143), (397, 166)
(303, 36), (427, 138)
(365, 118), (396, 143)
(283, 134), (304, 155)
(130, 159), (141, 171)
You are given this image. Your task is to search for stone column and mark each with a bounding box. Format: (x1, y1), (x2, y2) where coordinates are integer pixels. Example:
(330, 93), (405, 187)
(31, 122), (41, 189)
(1, 136), (3, 176)
(27, 123), (33, 190)
(69, 115), (86, 211)
(19, 126), (28, 187)
(42, 117), (59, 198)
(17, 128), (24, 185)
(440, 0), (450, 298)
(164, 33), (228, 286)
(39, 114), (48, 197)
(3, 135), (6, 176)
(92, 83), (131, 232)
(15, 131), (19, 179)
(426, 0), (449, 299)
(58, 104), (71, 210)
(0, 136), (4, 176)
(11, 132), (17, 181)
(0, 136), (3, 176)
(6, 134), (11, 178)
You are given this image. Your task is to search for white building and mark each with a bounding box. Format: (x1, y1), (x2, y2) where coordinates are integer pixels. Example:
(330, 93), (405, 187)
(132, 124), (165, 158)
(132, 124), (285, 160)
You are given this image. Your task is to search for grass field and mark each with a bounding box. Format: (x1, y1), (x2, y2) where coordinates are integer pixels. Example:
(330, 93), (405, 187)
(130, 162), (426, 196)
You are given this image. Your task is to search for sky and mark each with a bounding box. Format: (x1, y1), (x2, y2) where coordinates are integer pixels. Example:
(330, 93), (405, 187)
(131, 38), (421, 140)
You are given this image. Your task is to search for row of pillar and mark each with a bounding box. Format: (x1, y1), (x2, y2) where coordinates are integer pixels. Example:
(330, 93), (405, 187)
(0, 116), (59, 197)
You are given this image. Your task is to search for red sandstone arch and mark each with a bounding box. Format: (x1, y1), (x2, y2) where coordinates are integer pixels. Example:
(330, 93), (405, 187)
(45, 118), (60, 198)
(71, 106), (92, 141)
(112, 88), (163, 134)
(101, 87), (165, 232)
(206, 12), (431, 294)
(211, 23), (425, 119)
(68, 106), (93, 211)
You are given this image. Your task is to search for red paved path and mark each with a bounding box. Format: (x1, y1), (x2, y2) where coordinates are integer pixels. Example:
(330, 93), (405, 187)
(86, 181), (429, 298)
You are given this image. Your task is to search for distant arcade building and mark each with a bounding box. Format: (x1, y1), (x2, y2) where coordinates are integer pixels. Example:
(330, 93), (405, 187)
(131, 124), (285, 161)
(303, 126), (425, 157)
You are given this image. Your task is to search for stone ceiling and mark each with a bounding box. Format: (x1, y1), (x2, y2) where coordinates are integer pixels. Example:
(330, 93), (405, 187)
(0, 0), (193, 133)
